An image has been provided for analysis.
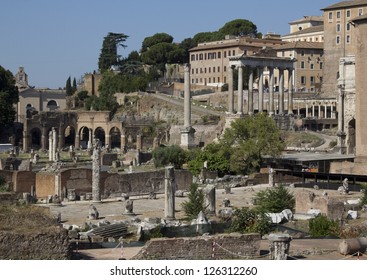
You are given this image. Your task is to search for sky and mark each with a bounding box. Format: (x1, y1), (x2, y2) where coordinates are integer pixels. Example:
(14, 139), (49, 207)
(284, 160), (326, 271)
(1, 0), (337, 89)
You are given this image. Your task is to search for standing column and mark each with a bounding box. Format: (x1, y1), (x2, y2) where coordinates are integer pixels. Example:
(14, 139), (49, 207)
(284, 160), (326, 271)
(258, 67), (264, 113)
(58, 125), (64, 150)
(279, 68), (284, 115)
(121, 132), (126, 152)
(337, 85), (346, 153)
(164, 166), (176, 220)
(87, 128), (93, 149)
(184, 63), (191, 128)
(204, 185), (216, 215)
(287, 68), (293, 115)
(248, 67), (254, 115)
(105, 133), (111, 149)
(318, 105), (321, 119)
(237, 66), (244, 115)
(269, 67), (275, 115)
(324, 105), (328, 119)
(305, 103), (309, 118)
(52, 128), (57, 161)
(228, 65), (235, 114)
(75, 133), (80, 149)
(312, 105), (315, 118)
(48, 131), (53, 161)
(92, 139), (101, 203)
(41, 125), (47, 151)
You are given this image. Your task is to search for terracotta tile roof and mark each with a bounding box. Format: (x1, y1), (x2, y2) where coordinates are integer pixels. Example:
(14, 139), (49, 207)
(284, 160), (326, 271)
(273, 41), (324, 50)
(283, 25), (324, 37)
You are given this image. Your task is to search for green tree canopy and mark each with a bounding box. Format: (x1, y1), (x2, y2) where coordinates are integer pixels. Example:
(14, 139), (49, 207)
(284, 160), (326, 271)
(141, 33), (173, 52)
(218, 19), (258, 37)
(98, 32), (129, 73)
(181, 183), (206, 220)
(0, 65), (19, 127)
(221, 113), (285, 174)
(65, 76), (73, 96)
(254, 185), (295, 213)
(152, 145), (187, 169)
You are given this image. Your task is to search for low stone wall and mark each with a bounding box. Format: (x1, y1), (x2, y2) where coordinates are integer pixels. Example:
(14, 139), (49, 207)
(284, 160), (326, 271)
(0, 227), (72, 259)
(133, 233), (261, 260)
(13, 171), (35, 193)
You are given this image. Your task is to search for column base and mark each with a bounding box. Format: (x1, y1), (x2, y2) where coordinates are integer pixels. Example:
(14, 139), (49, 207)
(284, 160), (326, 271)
(180, 126), (196, 150)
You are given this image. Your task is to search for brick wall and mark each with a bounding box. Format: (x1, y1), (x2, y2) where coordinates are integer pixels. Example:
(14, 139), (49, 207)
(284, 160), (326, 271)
(133, 233), (261, 260)
(12, 171), (35, 193)
(35, 173), (55, 198)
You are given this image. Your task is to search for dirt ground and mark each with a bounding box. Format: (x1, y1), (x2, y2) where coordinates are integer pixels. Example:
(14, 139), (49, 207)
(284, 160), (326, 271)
(47, 184), (366, 260)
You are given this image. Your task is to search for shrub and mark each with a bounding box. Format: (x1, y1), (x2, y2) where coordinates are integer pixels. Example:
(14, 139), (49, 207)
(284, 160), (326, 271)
(152, 145), (187, 169)
(309, 215), (340, 237)
(254, 185), (295, 213)
(229, 207), (271, 236)
(359, 184), (367, 206)
(181, 183), (206, 220)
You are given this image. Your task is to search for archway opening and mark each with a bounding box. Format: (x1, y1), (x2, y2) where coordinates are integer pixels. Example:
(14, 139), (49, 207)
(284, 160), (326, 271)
(64, 126), (76, 147)
(110, 127), (121, 149)
(30, 127), (41, 150)
(94, 127), (106, 147)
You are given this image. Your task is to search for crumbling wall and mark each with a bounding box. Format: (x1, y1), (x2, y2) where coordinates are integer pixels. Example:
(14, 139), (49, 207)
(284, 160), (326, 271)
(0, 227), (72, 259)
(12, 171), (35, 193)
(133, 233), (261, 260)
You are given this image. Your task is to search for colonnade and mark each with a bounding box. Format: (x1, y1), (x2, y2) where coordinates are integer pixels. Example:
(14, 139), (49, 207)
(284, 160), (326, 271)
(228, 56), (296, 116)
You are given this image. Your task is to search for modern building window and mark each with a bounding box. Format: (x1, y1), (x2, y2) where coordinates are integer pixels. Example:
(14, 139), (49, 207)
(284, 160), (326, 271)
(347, 23), (351, 31)
(217, 66), (220, 72)
(224, 66), (227, 72)
(328, 12), (333, 22)
(301, 50), (305, 56)
(205, 53), (207, 60)
(191, 54), (195, 61)
(301, 61), (305, 69)
(192, 69), (194, 75)
(224, 77), (227, 83)
(218, 77), (220, 83)
(204, 68), (207, 73)
(199, 54), (203, 60)
(196, 68), (198, 74)
(213, 67), (215, 73)
(320, 62), (323, 69)
(346, 35), (351, 44)
(336, 11), (341, 19)
(346, 10), (351, 18)
(209, 67), (211, 73)
(310, 76), (315, 85)
(336, 36), (341, 45)
(301, 76), (306, 85)
(232, 50), (235, 56)
(196, 54), (198, 60)
(200, 68), (203, 73)
(213, 77), (216, 83)
(209, 78), (211, 83)
(336, 24), (341, 32)
(224, 51), (227, 58)
(192, 79), (194, 84)
(359, 8), (363, 16)
(218, 52), (221, 59)
(310, 62), (314, 70)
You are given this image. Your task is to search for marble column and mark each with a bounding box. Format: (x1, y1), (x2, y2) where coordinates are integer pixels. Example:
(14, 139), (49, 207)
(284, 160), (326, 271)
(41, 125), (47, 151)
(269, 67), (275, 115)
(52, 128), (57, 161)
(258, 67), (264, 113)
(58, 125), (64, 150)
(324, 105), (328, 118)
(164, 166), (176, 220)
(228, 65), (235, 114)
(184, 63), (191, 128)
(305, 103), (309, 118)
(279, 68), (284, 115)
(121, 133), (126, 152)
(312, 105), (315, 118)
(48, 131), (53, 161)
(248, 67), (254, 115)
(75, 133), (80, 149)
(87, 128), (93, 149)
(92, 139), (101, 203)
(287, 68), (294, 115)
(237, 66), (244, 115)
(337, 86), (346, 153)
(204, 185), (216, 215)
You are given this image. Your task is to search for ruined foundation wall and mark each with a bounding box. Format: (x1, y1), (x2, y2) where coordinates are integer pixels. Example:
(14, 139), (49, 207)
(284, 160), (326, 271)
(0, 227), (72, 259)
(133, 233), (261, 260)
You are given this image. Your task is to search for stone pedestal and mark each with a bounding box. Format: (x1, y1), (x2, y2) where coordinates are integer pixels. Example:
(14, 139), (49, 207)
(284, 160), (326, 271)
(204, 185), (216, 215)
(268, 233), (292, 260)
(180, 126), (196, 150)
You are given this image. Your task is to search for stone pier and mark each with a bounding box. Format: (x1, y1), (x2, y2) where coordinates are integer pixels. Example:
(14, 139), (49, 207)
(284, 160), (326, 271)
(268, 233), (292, 260)
(164, 166), (176, 220)
(204, 184), (216, 215)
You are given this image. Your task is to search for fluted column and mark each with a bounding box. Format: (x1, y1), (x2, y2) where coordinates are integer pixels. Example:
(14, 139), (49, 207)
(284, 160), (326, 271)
(269, 67), (275, 115)
(287, 68), (293, 115)
(258, 67), (264, 113)
(248, 67), (254, 115)
(184, 63), (191, 127)
(279, 68), (284, 115)
(237, 66), (244, 115)
(228, 65), (235, 114)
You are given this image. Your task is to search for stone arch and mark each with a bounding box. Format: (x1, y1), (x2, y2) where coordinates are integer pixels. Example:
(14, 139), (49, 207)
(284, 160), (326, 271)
(347, 118), (356, 155)
(109, 127), (121, 149)
(79, 126), (90, 149)
(64, 125), (76, 147)
(30, 127), (42, 149)
(47, 100), (58, 111)
(94, 127), (106, 146)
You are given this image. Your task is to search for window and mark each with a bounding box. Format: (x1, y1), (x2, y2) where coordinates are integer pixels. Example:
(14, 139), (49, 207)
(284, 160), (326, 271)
(320, 62), (323, 70)
(196, 68), (198, 74)
(224, 77), (227, 83)
(192, 69), (194, 75)
(213, 77), (216, 83)
(205, 53), (207, 60)
(301, 76), (306, 85)
(204, 68), (207, 73)
(359, 8), (363, 16)
(346, 35), (351, 44)
(346, 10), (351, 18)
(209, 78), (211, 83)
(224, 51), (227, 58)
(232, 50), (235, 56)
(224, 66), (227, 72)
(310, 76), (315, 85)
(336, 23), (341, 32)
(218, 52), (221, 59)
(213, 67), (215, 73)
(347, 23), (351, 31)
(310, 62), (314, 70)
(301, 50), (305, 56)
(196, 54), (198, 60)
(209, 67), (211, 73)
(217, 66), (220, 72)
(301, 61), (305, 69)
(200, 68), (203, 73)
(328, 12), (333, 22)
(336, 36), (341, 45)
(336, 11), (341, 19)
(218, 77), (220, 83)
(191, 79), (194, 84)
(190, 54), (195, 61)
(196, 79), (198, 83)
(199, 54), (203, 60)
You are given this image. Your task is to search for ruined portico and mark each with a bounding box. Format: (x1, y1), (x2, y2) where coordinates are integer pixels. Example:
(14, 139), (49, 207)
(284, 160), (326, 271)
(228, 55), (296, 116)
